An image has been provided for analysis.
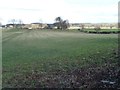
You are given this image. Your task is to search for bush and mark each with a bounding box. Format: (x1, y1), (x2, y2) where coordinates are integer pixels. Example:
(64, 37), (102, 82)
(94, 27), (101, 33)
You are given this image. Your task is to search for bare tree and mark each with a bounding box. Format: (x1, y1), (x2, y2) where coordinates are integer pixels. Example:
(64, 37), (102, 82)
(18, 19), (23, 24)
(110, 24), (113, 29)
(55, 17), (63, 29)
(39, 19), (43, 29)
(17, 19), (23, 28)
(94, 25), (101, 33)
(55, 17), (69, 30)
(61, 20), (70, 30)
(8, 19), (23, 28)
(11, 19), (16, 24)
(81, 24), (85, 30)
(9, 19), (16, 28)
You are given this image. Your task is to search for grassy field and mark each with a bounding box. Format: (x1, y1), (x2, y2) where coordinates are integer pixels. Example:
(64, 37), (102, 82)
(2, 29), (119, 88)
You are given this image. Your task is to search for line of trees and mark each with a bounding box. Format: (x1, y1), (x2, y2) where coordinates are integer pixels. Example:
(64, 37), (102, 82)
(5, 17), (70, 30)
(8, 19), (23, 28)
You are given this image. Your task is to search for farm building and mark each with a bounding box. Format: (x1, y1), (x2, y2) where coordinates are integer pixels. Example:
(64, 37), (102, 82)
(6, 24), (14, 28)
(27, 23), (42, 29)
(22, 23), (47, 29)
(46, 24), (57, 29)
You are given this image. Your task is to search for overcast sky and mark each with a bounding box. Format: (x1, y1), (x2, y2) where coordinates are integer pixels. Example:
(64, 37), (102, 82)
(0, 0), (119, 24)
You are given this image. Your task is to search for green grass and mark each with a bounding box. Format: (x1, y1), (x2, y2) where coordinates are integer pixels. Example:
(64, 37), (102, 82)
(2, 29), (118, 88)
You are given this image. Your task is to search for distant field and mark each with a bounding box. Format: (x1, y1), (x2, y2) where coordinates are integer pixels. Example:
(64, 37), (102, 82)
(2, 29), (118, 88)
(80, 29), (120, 34)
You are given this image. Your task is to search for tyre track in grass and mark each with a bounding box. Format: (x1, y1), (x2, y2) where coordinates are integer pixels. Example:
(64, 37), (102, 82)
(13, 30), (60, 41)
(2, 33), (17, 41)
(2, 30), (28, 43)
(2, 33), (22, 43)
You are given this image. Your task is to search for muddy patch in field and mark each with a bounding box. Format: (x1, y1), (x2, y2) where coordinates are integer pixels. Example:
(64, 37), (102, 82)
(2, 63), (120, 89)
